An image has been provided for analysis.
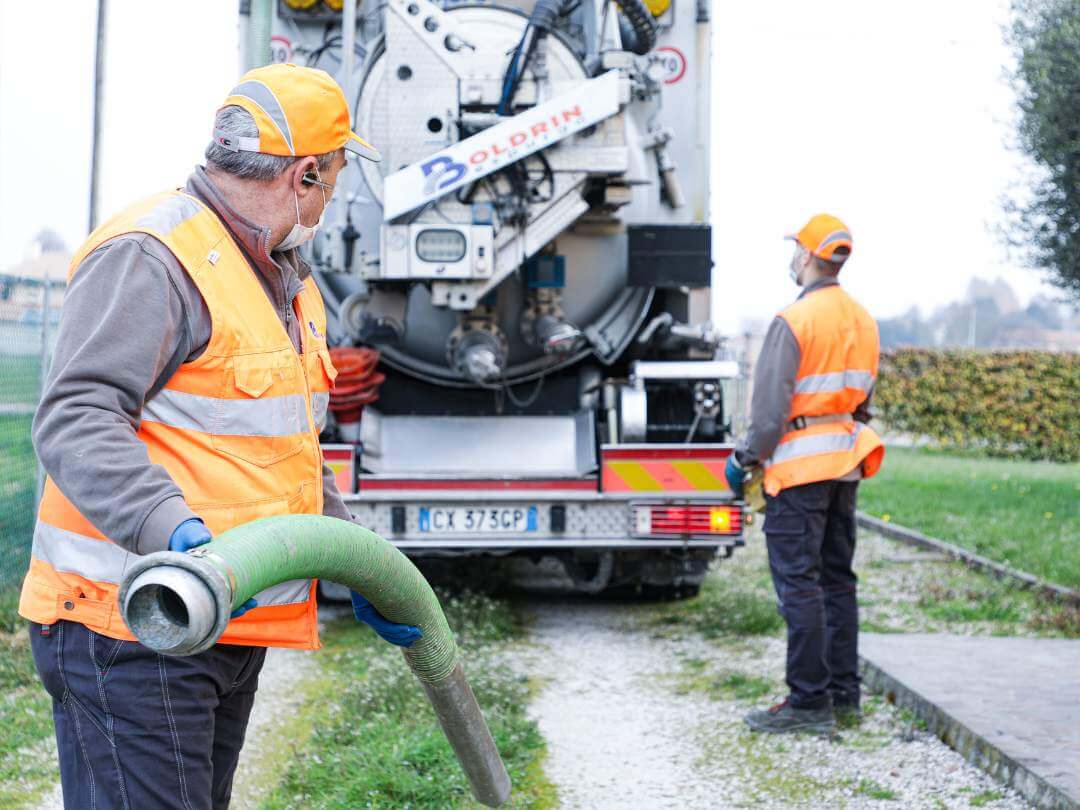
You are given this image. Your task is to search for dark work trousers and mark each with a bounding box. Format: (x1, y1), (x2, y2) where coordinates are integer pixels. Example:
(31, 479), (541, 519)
(29, 619), (266, 810)
(763, 478), (860, 710)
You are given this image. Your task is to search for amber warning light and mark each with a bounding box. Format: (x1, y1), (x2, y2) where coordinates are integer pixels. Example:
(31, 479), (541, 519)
(633, 504), (743, 537)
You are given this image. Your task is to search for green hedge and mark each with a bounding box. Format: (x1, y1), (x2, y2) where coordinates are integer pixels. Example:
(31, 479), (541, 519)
(876, 350), (1080, 462)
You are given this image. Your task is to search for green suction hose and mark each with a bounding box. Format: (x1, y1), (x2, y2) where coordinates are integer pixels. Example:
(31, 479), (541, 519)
(117, 515), (511, 807)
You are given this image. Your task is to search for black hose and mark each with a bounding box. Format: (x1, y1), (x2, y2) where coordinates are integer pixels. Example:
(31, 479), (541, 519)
(499, 0), (569, 113)
(614, 0), (657, 55)
(529, 0), (570, 33)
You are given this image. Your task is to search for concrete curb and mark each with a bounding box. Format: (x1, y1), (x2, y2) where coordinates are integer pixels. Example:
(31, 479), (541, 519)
(855, 512), (1080, 607)
(860, 656), (1079, 810)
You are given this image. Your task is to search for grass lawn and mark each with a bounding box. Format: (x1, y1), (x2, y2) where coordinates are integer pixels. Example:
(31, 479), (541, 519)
(649, 566), (783, 639)
(0, 587), (555, 809)
(261, 591), (555, 809)
(0, 415), (36, 588)
(0, 591), (58, 809)
(0, 356), (43, 406)
(859, 446), (1080, 589)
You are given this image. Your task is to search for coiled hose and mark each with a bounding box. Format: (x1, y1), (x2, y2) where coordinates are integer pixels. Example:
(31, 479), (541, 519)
(530, 0), (656, 54)
(117, 515), (511, 807)
(500, 0), (657, 113)
(328, 346), (384, 425)
(614, 0), (658, 55)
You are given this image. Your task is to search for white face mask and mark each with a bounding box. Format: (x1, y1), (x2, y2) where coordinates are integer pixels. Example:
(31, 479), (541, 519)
(276, 175), (327, 251)
(789, 251), (802, 286)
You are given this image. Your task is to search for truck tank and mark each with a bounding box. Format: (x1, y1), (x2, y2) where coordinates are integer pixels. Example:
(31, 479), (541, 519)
(256, 0), (744, 595)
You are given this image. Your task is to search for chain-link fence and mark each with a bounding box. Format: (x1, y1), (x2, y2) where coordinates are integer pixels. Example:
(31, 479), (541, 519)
(0, 274), (62, 588)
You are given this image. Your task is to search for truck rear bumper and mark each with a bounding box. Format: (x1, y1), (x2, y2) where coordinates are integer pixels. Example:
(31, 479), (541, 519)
(358, 538), (739, 550)
(342, 493), (745, 551)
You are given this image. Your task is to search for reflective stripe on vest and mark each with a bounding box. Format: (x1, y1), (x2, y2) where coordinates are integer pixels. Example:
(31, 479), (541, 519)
(32, 522), (134, 585)
(19, 190), (337, 650)
(143, 388), (309, 436)
(141, 364), (334, 437)
(763, 285), (885, 495)
(792, 369), (874, 396)
(312, 391), (330, 431)
(771, 424), (866, 465)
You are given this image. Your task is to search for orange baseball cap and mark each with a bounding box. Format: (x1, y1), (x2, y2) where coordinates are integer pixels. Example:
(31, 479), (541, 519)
(213, 63), (380, 162)
(786, 214), (852, 261)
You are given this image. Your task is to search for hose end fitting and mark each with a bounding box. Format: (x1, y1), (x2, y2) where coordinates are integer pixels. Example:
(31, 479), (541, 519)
(118, 551), (233, 656)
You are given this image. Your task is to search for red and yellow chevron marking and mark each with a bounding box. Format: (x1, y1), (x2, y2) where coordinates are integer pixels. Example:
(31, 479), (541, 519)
(601, 447), (732, 493)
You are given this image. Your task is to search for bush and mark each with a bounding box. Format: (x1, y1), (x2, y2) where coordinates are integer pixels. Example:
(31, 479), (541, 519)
(876, 349), (1080, 462)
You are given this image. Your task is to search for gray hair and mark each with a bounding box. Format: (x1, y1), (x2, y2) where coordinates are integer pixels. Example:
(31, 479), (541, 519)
(796, 242), (847, 275)
(812, 247), (848, 275)
(205, 106), (340, 180)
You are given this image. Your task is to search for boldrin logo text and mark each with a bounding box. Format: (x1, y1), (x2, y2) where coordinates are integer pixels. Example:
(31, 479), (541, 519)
(384, 70), (623, 220)
(421, 105), (585, 196)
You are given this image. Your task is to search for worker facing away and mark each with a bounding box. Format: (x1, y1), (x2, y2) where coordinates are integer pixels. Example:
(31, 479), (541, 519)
(18, 64), (420, 810)
(725, 214), (885, 735)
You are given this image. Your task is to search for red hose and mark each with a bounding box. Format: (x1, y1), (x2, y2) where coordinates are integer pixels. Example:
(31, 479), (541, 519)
(328, 347), (385, 423)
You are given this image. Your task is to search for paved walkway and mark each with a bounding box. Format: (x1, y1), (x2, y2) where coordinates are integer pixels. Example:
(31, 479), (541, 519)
(861, 633), (1080, 809)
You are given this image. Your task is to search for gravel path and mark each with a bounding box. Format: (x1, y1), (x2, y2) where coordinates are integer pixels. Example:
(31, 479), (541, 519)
(514, 600), (720, 808)
(505, 530), (1033, 809)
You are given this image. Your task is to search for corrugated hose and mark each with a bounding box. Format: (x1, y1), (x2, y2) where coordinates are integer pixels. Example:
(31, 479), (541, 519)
(116, 515), (511, 807)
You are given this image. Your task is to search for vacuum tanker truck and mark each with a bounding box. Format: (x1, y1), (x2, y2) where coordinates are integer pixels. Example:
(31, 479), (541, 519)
(249, 0), (744, 594)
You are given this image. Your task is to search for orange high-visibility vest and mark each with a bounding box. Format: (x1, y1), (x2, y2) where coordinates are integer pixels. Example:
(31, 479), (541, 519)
(763, 284), (885, 496)
(19, 190), (338, 649)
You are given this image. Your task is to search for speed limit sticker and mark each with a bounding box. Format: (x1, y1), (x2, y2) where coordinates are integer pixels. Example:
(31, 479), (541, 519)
(655, 46), (687, 85)
(271, 35), (294, 64)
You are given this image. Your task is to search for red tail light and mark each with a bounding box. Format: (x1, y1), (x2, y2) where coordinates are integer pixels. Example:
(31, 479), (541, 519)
(634, 504), (742, 536)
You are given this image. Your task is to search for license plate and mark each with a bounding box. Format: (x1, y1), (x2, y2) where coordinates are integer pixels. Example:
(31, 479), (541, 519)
(418, 506), (538, 533)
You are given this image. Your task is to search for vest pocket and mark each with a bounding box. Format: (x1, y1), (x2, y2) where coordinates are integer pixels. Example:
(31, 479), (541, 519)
(192, 480), (312, 535)
(211, 355), (306, 468)
(234, 364), (275, 398)
(301, 350), (336, 433)
(317, 349), (338, 385)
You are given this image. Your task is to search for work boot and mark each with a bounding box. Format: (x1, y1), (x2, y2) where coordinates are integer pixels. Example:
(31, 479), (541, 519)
(744, 698), (835, 734)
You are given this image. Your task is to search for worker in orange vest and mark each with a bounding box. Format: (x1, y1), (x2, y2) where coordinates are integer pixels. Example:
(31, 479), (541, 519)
(19, 65), (419, 809)
(726, 214), (885, 734)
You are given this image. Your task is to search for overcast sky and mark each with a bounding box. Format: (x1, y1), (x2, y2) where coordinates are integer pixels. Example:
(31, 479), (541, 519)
(0, 0), (1062, 333)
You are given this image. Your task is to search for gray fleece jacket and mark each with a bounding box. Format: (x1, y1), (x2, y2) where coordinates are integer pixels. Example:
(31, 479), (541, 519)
(735, 278), (873, 469)
(33, 166), (352, 555)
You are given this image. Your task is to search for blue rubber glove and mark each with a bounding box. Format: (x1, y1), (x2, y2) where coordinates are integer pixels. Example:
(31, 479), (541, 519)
(168, 518), (212, 553)
(228, 598), (258, 619)
(350, 591), (423, 648)
(168, 519), (257, 618)
(725, 454), (747, 499)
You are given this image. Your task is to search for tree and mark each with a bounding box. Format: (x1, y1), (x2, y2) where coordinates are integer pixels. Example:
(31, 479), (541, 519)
(1008, 0), (1080, 300)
